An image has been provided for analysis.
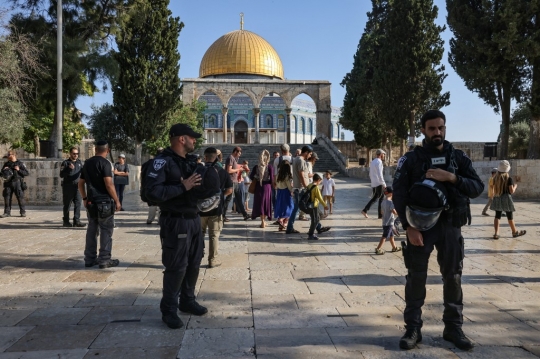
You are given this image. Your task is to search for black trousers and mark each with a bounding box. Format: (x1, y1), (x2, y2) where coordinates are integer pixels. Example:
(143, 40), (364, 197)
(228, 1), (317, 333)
(3, 182), (25, 214)
(159, 215), (204, 314)
(363, 185), (384, 217)
(62, 184), (81, 222)
(403, 218), (464, 329)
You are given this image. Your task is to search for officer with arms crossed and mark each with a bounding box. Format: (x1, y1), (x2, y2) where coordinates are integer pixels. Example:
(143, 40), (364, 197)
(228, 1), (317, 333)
(78, 141), (121, 269)
(60, 147), (86, 227)
(1, 150), (29, 218)
(145, 124), (207, 329)
(393, 110), (484, 351)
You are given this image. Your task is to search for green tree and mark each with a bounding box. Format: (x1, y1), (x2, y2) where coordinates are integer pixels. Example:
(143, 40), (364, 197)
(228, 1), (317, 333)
(114, 0), (183, 165)
(446, 0), (530, 159)
(340, 0), (387, 151)
(9, 0), (125, 154)
(374, 0), (449, 144)
(509, 121), (530, 157)
(87, 103), (134, 160)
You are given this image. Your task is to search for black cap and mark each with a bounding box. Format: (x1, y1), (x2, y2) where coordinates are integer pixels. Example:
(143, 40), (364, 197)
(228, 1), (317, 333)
(384, 186), (393, 194)
(169, 123), (202, 138)
(95, 140), (108, 146)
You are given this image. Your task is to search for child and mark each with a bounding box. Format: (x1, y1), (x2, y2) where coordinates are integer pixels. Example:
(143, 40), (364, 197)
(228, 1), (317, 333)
(375, 187), (401, 255)
(481, 168), (497, 216)
(490, 160), (526, 239)
(321, 170), (335, 216)
(305, 173), (331, 240)
(242, 160), (251, 211)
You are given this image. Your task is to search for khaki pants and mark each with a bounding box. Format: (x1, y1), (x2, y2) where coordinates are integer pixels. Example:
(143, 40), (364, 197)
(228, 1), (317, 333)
(200, 215), (222, 262)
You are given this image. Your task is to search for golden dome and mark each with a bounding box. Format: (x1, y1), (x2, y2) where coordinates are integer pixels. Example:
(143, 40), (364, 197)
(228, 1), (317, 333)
(199, 29), (284, 79)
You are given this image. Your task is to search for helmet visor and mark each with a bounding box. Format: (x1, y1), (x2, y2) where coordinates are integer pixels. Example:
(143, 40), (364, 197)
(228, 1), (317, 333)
(405, 205), (443, 231)
(197, 195), (221, 212)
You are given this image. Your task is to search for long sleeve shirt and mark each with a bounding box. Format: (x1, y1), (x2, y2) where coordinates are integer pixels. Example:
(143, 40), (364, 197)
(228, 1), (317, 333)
(369, 158), (386, 187)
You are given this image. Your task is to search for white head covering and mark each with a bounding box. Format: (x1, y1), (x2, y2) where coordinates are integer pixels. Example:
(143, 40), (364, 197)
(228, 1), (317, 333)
(257, 150), (270, 186)
(497, 160), (511, 173)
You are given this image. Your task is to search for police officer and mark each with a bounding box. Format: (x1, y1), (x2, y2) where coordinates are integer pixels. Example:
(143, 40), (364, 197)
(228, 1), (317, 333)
(145, 123), (207, 329)
(1, 150), (29, 218)
(393, 110), (484, 351)
(60, 147), (86, 227)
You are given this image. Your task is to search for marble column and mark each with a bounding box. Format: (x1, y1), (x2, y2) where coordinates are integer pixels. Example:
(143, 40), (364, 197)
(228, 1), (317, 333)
(230, 128), (234, 144)
(253, 107), (261, 144)
(285, 108), (292, 144)
(221, 107), (228, 143)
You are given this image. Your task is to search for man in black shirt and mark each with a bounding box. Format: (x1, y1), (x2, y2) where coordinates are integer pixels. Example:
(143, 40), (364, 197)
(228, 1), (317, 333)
(200, 147), (233, 268)
(1, 150), (29, 218)
(60, 147), (85, 227)
(78, 141), (121, 269)
(145, 123), (206, 329)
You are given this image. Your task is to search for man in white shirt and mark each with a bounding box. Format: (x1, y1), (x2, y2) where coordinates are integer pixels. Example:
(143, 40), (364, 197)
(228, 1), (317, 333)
(361, 149), (386, 219)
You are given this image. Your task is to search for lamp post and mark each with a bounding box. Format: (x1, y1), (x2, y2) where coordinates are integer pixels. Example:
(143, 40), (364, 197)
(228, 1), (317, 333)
(56, 0), (63, 158)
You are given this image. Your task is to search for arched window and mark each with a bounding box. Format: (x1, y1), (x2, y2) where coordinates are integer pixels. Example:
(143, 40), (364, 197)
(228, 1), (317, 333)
(308, 119), (313, 134)
(292, 116), (297, 133)
(265, 114), (273, 127)
(278, 114), (285, 128)
(208, 114), (217, 128)
(299, 117), (305, 133)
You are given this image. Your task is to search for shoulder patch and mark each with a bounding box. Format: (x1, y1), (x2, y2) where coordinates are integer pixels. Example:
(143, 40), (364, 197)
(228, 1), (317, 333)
(396, 156), (407, 170)
(153, 159), (166, 171)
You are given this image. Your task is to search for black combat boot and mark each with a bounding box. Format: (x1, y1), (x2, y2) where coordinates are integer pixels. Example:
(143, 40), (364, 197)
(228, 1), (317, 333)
(161, 311), (183, 329)
(0, 212), (11, 218)
(399, 327), (422, 350)
(63, 221), (72, 227)
(443, 327), (474, 350)
(178, 268), (207, 316)
(179, 300), (208, 316)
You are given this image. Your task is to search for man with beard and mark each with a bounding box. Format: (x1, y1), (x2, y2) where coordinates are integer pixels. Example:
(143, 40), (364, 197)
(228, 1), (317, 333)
(393, 110), (484, 351)
(145, 124), (207, 329)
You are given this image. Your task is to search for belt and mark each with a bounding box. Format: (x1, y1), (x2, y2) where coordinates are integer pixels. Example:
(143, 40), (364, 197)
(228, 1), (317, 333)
(160, 211), (198, 219)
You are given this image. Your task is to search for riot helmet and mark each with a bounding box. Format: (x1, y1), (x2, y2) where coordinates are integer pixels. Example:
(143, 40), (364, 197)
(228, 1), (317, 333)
(1, 167), (14, 181)
(406, 179), (448, 231)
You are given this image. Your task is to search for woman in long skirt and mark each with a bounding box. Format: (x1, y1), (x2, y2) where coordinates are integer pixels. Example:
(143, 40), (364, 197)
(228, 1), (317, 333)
(250, 150), (274, 228)
(274, 161), (294, 231)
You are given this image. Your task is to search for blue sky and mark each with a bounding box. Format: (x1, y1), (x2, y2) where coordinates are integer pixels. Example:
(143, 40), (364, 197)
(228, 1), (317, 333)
(76, 0), (503, 142)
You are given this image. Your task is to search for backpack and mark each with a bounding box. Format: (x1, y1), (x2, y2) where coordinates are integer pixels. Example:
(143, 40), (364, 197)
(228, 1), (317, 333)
(298, 185), (316, 212)
(140, 159), (152, 203)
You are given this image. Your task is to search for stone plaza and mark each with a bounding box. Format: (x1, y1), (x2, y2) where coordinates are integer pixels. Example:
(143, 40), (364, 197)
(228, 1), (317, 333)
(0, 176), (539, 358)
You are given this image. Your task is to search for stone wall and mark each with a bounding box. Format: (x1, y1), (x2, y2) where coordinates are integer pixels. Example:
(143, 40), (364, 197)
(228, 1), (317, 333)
(0, 160), (141, 205)
(347, 159), (540, 200)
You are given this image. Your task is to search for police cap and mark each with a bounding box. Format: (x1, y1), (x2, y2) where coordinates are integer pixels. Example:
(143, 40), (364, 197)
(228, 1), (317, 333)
(169, 124), (202, 138)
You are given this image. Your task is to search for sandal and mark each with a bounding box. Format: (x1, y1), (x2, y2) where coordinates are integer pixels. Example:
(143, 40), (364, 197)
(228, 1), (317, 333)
(392, 246), (402, 252)
(375, 248), (385, 255)
(512, 230), (526, 238)
(493, 234), (500, 240)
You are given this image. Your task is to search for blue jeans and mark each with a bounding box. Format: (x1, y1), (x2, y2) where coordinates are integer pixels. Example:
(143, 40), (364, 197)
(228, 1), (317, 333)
(233, 182), (248, 217)
(286, 189), (300, 232)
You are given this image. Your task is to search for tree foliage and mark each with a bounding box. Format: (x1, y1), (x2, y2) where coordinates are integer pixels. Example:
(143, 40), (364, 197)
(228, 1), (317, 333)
(113, 0), (183, 165)
(446, 0), (530, 159)
(8, 0), (125, 152)
(87, 103), (134, 154)
(340, 0), (448, 155)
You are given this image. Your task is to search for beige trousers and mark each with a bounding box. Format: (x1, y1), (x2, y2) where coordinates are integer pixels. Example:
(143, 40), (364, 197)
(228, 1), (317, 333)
(200, 215), (222, 262)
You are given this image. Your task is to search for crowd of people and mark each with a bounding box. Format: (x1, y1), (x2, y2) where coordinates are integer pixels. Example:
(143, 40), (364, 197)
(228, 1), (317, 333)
(0, 109), (530, 351)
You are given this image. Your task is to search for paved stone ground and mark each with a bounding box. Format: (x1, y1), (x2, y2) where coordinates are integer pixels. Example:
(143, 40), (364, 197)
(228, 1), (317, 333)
(0, 177), (539, 359)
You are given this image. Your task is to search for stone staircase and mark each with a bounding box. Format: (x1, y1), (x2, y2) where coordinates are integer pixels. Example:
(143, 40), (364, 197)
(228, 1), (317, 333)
(195, 144), (346, 176)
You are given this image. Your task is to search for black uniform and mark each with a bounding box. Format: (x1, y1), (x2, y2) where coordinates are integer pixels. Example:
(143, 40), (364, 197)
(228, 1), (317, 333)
(60, 158), (83, 224)
(145, 148), (204, 315)
(392, 140), (484, 330)
(2, 160), (29, 216)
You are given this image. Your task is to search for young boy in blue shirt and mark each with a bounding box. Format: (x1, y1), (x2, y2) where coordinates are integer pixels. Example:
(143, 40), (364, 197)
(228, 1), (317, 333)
(375, 187), (402, 255)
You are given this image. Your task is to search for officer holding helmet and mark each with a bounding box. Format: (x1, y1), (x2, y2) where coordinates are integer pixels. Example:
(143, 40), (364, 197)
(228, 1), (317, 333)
(145, 123), (211, 330)
(393, 110), (484, 351)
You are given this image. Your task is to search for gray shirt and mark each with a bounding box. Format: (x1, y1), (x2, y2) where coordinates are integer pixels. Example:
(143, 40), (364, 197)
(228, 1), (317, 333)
(292, 156), (309, 189)
(381, 198), (395, 226)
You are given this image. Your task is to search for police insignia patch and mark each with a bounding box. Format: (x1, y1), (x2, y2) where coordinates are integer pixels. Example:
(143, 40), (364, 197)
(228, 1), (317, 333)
(396, 156), (407, 170)
(153, 159), (166, 171)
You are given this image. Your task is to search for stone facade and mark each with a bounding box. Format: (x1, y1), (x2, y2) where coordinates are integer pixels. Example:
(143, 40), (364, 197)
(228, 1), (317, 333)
(0, 160), (141, 205)
(347, 159), (540, 200)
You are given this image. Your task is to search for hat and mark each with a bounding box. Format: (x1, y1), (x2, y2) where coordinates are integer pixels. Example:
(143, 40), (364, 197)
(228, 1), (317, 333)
(376, 149), (386, 156)
(169, 123), (202, 138)
(498, 160), (510, 173)
(491, 168), (498, 174)
(119, 154), (126, 158)
(310, 152), (319, 160)
(280, 143), (290, 152)
(384, 186), (393, 194)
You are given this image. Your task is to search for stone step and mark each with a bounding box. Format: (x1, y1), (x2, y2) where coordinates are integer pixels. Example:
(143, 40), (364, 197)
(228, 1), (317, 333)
(195, 144), (344, 175)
